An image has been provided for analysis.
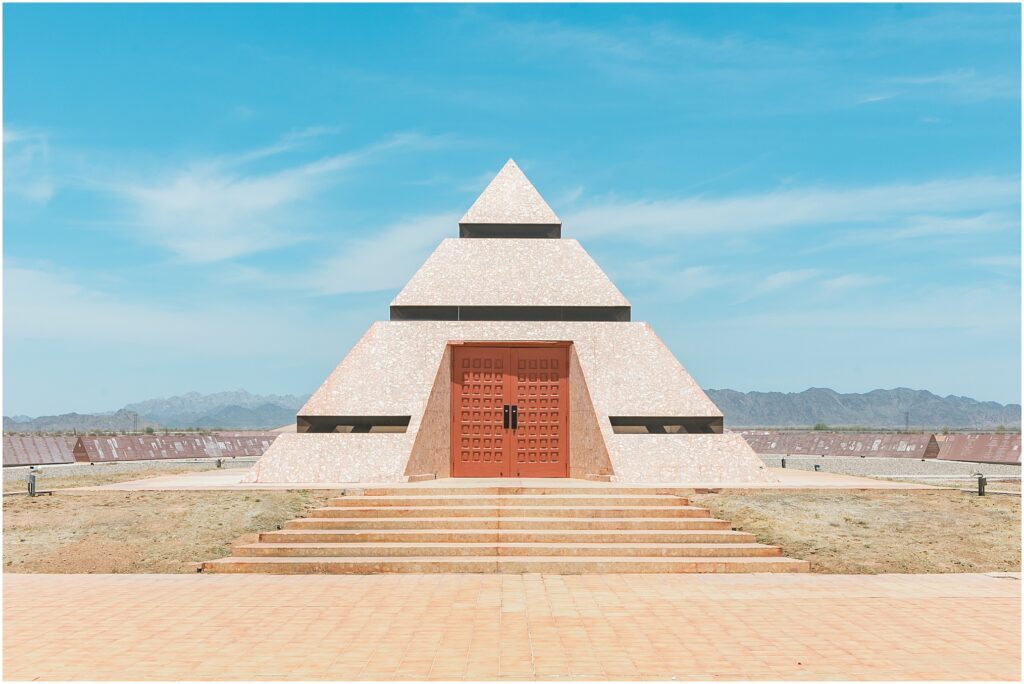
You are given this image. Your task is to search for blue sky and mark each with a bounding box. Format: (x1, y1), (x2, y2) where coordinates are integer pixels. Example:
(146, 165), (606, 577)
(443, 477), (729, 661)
(3, 3), (1021, 415)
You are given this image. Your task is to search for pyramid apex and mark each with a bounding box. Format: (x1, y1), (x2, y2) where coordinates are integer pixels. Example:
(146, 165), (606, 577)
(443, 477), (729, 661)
(459, 159), (562, 238)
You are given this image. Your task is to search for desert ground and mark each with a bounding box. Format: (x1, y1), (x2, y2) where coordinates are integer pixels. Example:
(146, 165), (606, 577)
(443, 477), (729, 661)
(690, 489), (1020, 574)
(3, 465), (1019, 574)
(3, 465), (214, 494)
(4, 484), (329, 573)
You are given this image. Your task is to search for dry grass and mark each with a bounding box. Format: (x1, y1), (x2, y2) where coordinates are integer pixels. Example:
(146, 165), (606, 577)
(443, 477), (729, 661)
(887, 478), (1022, 493)
(4, 490), (330, 573)
(691, 489), (1021, 574)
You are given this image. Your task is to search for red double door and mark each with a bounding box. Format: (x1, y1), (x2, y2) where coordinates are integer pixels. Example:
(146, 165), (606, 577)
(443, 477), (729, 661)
(450, 345), (569, 478)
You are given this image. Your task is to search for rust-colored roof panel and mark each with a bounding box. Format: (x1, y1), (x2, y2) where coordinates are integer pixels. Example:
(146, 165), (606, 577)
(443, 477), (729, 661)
(72, 434), (277, 463)
(741, 431), (939, 459)
(3, 436), (76, 466)
(936, 434), (1021, 465)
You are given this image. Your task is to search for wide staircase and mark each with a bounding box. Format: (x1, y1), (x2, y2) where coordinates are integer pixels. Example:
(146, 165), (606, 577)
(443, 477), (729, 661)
(202, 485), (808, 573)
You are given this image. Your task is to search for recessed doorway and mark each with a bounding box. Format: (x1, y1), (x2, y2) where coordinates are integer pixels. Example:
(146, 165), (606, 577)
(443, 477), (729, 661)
(450, 343), (569, 478)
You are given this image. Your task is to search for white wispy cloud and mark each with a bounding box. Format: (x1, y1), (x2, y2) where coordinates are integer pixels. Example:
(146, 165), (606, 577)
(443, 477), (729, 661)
(967, 254), (1021, 270)
(472, 10), (822, 89)
(760, 269), (821, 291)
(3, 263), (373, 357)
(305, 212), (458, 295)
(738, 269), (822, 302)
(692, 282), (1019, 336)
(5, 264), (266, 353)
(815, 211), (1018, 253)
(565, 176), (1020, 244)
(821, 274), (890, 291)
(228, 124), (345, 165)
(492, 18), (643, 62)
(856, 94), (896, 105)
(889, 68), (1018, 101)
(606, 254), (733, 298)
(853, 67), (1019, 107)
(4, 127), (55, 203)
(105, 132), (440, 262)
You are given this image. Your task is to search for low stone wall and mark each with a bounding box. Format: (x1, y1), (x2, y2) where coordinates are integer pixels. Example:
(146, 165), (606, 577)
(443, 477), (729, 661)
(759, 455), (1021, 478)
(3, 457), (255, 483)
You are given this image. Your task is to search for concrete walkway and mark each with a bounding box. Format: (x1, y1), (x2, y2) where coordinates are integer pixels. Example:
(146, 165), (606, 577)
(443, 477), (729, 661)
(75, 467), (936, 492)
(4, 572), (1018, 680)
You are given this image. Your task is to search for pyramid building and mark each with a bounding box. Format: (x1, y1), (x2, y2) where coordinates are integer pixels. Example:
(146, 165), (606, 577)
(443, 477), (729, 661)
(245, 160), (773, 484)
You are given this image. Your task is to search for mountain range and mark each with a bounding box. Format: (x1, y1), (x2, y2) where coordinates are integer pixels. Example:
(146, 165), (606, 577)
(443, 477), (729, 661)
(4, 390), (304, 433)
(123, 390), (305, 429)
(706, 387), (1021, 429)
(3, 387), (1020, 433)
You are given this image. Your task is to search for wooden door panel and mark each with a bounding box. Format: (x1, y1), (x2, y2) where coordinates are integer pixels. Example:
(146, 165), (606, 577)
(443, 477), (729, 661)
(450, 347), (511, 477)
(510, 347), (569, 477)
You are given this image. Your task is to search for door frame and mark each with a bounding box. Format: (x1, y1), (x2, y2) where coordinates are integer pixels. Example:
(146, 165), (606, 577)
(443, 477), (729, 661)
(448, 341), (572, 478)
(451, 341), (573, 349)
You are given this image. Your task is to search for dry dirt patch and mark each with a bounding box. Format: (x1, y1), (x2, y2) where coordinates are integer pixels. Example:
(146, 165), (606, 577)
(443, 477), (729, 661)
(3, 466), (218, 493)
(4, 490), (330, 573)
(691, 489), (1021, 574)
(888, 478), (1022, 493)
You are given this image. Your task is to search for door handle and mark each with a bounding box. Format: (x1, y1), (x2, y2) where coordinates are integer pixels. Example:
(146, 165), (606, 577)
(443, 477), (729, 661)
(503, 404), (510, 429)
(511, 405), (518, 430)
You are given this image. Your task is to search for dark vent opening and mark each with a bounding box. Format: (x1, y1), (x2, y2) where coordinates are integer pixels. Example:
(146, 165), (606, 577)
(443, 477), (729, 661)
(459, 223), (561, 239)
(391, 305), (630, 322)
(609, 417), (724, 434)
(298, 416), (411, 434)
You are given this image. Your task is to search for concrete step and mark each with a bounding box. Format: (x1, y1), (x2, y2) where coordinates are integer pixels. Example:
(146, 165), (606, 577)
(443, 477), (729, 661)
(204, 482), (805, 574)
(307, 505), (712, 519)
(261, 528), (758, 544)
(327, 495), (689, 508)
(359, 486), (692, 497)
(202, 555), (810, 574)
(283, 517), (733, 531)
(232, 541), (783, 558)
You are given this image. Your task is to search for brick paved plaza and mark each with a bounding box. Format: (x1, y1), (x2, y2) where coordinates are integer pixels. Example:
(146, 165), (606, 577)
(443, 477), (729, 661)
(4, 572), (1019, 680)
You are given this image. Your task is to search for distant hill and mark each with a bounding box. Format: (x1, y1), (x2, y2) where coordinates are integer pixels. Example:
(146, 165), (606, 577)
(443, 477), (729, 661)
(124, 390), (304, 429)
(4, 390), (305, 433)
(2, 409), (159, 433)
(707, 387), (1021, 429)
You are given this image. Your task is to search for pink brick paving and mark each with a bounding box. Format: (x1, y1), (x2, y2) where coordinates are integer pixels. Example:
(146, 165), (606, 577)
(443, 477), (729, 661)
(4, 572), (1020, 680)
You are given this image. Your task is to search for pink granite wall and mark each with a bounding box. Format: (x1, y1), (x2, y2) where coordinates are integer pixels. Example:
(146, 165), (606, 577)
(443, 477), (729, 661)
(241, 433), (412, 483)
(404, 345), (452, 478)
(607, 433), (774, 484)
(568, 345), (613, 479)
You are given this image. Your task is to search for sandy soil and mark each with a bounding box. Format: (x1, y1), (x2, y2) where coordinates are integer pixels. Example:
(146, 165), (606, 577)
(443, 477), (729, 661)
(3, 466), (221, 494)
(691, 489), (1021, 574)
(5, 486), (1019, 575)
(4, 490), (330, 573)
(888, 478), (1022, 493)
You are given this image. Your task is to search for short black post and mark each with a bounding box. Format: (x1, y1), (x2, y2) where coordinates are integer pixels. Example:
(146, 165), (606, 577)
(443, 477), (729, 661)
(781, 458), (787, 469)
(978, 475), (987, 497)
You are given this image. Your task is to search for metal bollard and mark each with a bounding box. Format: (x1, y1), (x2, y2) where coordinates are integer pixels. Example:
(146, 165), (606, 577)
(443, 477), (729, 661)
(781, 458), (787, 469)
(978, 475), (987, 496)
(27, 469), (37, 497)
